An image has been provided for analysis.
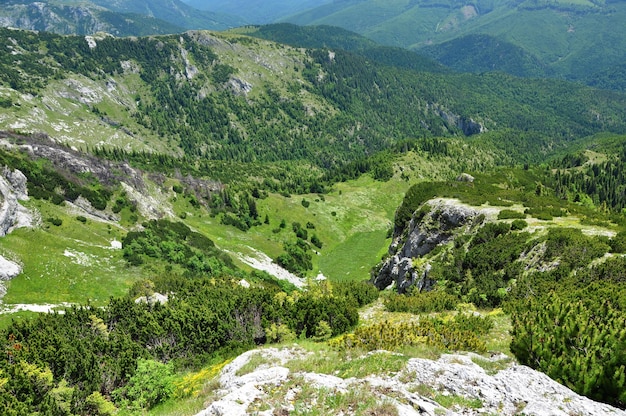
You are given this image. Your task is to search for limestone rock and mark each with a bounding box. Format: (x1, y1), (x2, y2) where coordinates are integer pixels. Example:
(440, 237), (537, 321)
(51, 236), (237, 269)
(404, 353), (625, 416)
(195, 347), (625, 416)
(373, 198), (483, 291)
(0, 167), (32, 237)
(0, 256), (22, 299)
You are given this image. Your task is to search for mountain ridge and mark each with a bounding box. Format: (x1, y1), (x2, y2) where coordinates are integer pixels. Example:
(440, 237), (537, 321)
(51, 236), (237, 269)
(0, 0), (246, 35)
(284, 0), (626, 89)
(1, 22), (626, 415)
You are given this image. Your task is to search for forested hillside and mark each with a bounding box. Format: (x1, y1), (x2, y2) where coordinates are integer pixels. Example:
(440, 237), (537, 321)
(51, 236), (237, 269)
(2, 26), (625, 171)
(285, 0), (626, 90)
(0, 0), (245, 35)
(1, 23), (626, 415)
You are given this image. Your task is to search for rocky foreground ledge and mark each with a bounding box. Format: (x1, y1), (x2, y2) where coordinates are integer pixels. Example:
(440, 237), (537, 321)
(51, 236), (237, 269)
(196, 346), (625, 416)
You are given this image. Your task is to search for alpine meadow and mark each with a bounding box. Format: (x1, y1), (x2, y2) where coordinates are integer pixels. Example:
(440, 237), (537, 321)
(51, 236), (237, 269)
(1, 1), (626, 415)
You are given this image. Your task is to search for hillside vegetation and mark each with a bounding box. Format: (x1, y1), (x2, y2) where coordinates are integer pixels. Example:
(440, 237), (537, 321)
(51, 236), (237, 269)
(0, 24), (626, 415)
(0, 0), (245, 35)
(285, 0), (626, 90)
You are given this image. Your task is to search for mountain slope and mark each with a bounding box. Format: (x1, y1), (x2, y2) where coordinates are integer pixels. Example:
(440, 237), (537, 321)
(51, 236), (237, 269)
(85, 0), (247, 29)
(1, 25), (626, 415)
(0, 0), (246, 35)
(285, 0), (626, 89)
(0, 2), (185, 36)
(182, 0), (330, 24)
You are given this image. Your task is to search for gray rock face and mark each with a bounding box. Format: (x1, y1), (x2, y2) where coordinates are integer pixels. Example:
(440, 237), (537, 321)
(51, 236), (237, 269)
(0, 255), (22, 298)
(372, 198), (481, 291)
(0, 166), (32, 237)
(405, 353), (625, 416)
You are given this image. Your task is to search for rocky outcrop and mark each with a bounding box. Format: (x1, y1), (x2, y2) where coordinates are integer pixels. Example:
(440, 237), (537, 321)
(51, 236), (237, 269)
(372, 198), (483, 292)
(196, 347), (626, 416)
(0, 166), (31, 237)
(0, 166), (30, 299)
(438, 109), (485, 136)
(0, 256), (21, 298)
(405, 353), (625, 415)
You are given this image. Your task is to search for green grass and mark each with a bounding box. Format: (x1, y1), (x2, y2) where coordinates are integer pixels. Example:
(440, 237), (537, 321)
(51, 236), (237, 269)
(248, 374), (399, 416)
(319, 230), (389, 281)
(182, 173), (409, 281)
(0, 199), (142, 308)
(434, 394), (483, 410)
(286, 344), (408, 379)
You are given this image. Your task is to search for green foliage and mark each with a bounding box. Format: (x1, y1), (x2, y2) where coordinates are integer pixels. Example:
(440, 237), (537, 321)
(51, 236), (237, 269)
(509, 295), (626, 408)
(265, 323), (296, 344)
(47, 217), (63, 227)
(552, 144), (626, 212)
(289, 293), (359, 338)
(422, 33), (547, 76)
(510, 219), (528, 230)
(330, 314), (491, 353)
(310, 234), (323, 249)
(211, 63), (236, 84)
(395, 182), (440, 231)
(0, 277), (365, 414)
(84, 391), (117, 416)
(312, 320), (333, 342)
(470, 222), (511, 248)
(384, 290), (459, 314)
(0, 145), (112, 211)
(275, 239), (313, 276)
(332, 280), (379, 308)
(114, 359), (175, 410)
(433, 225), (530, 308)
(610, 231), (626, 253)
(122, 219), (235, 276)
(543, 227), (609, 270)
(497, 209), (526, 220)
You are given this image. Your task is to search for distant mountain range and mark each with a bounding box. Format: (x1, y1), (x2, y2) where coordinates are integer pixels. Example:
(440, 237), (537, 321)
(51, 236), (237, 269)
(284, 0), (626, 89)
(0, 0), (245, 35)
(1, 0), (625, 90)
(181, 0), (331, 24)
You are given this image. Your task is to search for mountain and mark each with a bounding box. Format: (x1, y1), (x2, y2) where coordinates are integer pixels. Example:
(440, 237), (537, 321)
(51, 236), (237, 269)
(182, 0), (331, 24)
(0, 1), (185, 36)
(84, 0), (247, 29)
(0, 0), (246, 35)
(419, 33), (550, 78)
(1, 26), (626, 415)
(284, 0), (626, 89)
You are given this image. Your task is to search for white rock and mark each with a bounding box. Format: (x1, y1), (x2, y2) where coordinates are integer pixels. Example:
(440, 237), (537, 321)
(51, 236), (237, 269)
(405, 353), (626, 415)
(0, 256), (21, 281)
(0, 167), (32, 237)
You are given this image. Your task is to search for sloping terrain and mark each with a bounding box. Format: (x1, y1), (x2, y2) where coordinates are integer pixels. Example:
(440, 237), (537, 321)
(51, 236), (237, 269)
(285, 0), (626, 89)
(0, 24), (626, 415)
(182, 0), (330, 24)
(0, 0), (246, 35)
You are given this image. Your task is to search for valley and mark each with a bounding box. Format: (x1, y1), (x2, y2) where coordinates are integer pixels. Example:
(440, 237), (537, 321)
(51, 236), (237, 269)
(0, 14), (625, 416)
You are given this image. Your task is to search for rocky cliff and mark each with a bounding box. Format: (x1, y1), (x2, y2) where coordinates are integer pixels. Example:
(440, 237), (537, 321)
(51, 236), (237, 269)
(372, 198), (491, 292)
(0, 165), (31, 298)
(0, 165), (30, 237)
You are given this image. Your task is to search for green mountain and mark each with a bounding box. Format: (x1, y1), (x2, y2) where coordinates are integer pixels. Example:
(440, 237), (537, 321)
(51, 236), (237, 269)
(0, 2), (185, 36)
(419, 33), (550, 78)
(1, 26), (626, 414)
(182, 0), (331, 24)
(0, 0), (246, 35)
(285, 0), (626, 89)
